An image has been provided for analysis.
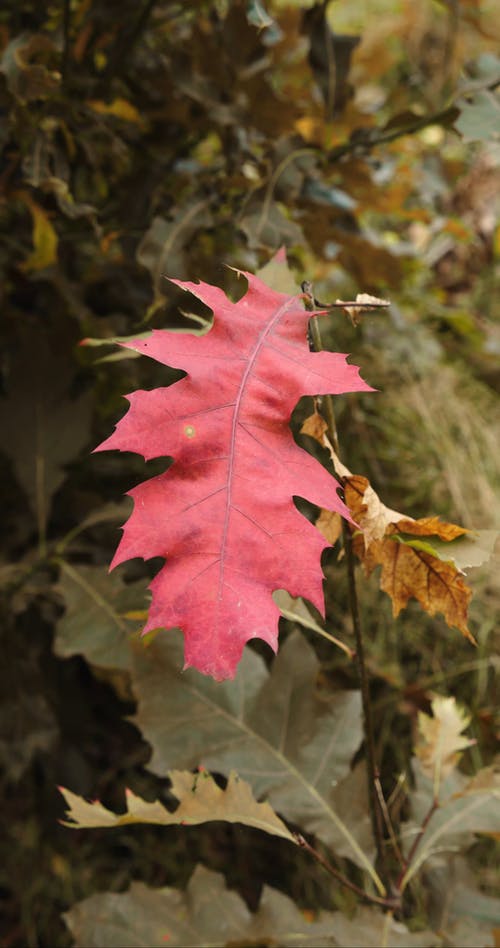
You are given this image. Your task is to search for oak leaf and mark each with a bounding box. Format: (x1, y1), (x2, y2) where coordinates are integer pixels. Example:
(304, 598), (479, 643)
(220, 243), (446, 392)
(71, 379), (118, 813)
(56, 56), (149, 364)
(129, 629), (377, 879)
(300, 419), (478, 642)
(346, 478), (473, 642)
(352, 522), (475, 643)
(96, 253), (371, 679)
(60, 770), (295, 843)
(64, 865), (439, 948)
(415, 695), (474, 780)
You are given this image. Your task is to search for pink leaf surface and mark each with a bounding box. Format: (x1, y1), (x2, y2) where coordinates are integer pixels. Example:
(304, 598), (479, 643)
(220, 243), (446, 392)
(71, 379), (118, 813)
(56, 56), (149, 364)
(96, 258), (372, 679)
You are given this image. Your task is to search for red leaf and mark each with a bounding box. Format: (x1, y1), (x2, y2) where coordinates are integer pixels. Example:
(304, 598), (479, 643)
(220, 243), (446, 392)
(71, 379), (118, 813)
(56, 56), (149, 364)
(96, 257), (372, 679)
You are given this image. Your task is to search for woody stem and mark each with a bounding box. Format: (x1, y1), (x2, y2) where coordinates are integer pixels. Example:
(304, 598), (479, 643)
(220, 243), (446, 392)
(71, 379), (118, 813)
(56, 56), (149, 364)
(309, 312), (389, 888)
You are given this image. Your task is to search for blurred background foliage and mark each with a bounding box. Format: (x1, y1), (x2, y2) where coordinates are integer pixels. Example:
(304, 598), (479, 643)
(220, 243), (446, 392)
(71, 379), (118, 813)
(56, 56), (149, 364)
(0, 0), (499, 945)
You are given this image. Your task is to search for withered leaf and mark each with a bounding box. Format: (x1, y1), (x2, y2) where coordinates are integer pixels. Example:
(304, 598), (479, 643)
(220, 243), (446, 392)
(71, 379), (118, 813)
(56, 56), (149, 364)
(353, 530), (475, 643)
(299, 431), (478, 642)
(415, 695), (474, 780)
(60, 770), (295, 843)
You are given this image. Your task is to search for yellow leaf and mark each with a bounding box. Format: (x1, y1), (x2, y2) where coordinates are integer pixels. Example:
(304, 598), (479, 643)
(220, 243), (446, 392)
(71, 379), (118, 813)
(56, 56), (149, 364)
(60, 770), (296, 843)
(19, 193), (58, 271)
(88, 97), (143, 124)
(416, 696), (474, 780)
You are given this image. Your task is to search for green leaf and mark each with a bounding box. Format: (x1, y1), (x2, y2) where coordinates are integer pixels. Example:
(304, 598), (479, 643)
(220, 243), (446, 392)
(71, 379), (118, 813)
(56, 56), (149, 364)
(303, 179), (357, 211)
(20, 195), (58, 271)
(455, 91), (500, 142)
(424, 857), (500, 947)
(130, 629), (379, 884)
(312, 905), (439, 948)
(136, 203), (213, 311)
(0, 328), (91, 540)
(60, 769), (296, 842)
(411, 530), (499, 573)
(63, 865), (438, 948)
(274, 590), (354, 657)
(80, 332), (152, 348)
(255, 246), (300, 296)
(246, 0), (274, 31)
(240, 202), (304, 251)
(55, 563), (148, 671)
(402, 764), (500, 888)
(390, 528), (499, 574)
(246, 0), (282, 44)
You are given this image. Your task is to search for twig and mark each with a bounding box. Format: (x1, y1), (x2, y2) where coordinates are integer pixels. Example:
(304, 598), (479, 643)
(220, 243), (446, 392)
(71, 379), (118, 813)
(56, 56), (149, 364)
(326, 73), (500, 164)
(301, 283), (390, 311)
(396, 797), (439, 891)
(342, 512), (389, 884)
(305, 289), (390, 888)
(375, 773), (404, 867)
(316, 301), (389, 309)
(295, 834), (399, 910)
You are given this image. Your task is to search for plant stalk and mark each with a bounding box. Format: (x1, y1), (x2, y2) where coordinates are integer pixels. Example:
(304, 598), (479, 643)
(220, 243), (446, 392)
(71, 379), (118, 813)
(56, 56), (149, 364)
(308, 311), (390, 887)
(342, 516), (388, 882)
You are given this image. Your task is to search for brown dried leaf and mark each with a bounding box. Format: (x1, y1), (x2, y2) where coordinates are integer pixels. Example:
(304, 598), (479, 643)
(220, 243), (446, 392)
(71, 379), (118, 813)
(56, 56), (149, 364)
(315, 508), (342, 545)
(300, 415), (476, 641)
(300, 410), (351, 478)
(395, 517), (468, 542)
(344, 475), (406, 546)
(354, 531), (475, 643)
(336, 292), (391, 326)
(300, 409), (328, 443)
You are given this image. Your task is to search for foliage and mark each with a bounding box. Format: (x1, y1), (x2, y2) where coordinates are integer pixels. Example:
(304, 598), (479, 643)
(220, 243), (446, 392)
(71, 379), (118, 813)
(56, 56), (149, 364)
(63, 865), (439, 948)
(0, 0), (499, 946)
(94, 259), (371, 678)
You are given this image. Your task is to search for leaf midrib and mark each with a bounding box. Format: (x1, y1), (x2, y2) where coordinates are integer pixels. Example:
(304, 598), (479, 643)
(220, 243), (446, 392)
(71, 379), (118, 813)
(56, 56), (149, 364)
(217, 296), (295, 602)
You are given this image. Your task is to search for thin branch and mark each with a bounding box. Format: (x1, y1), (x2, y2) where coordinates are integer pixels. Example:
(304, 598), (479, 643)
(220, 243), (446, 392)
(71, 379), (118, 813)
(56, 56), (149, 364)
(326, 73), (500, 164)
(327, 106), (458, 163)
(306, 301), (390, 888)
(342, 513), (389, 883)
(315, 301), (390, 309)
(396, 797), (439, 892)
(375, 774), (404, 867)
(295, 834), (399, 910)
